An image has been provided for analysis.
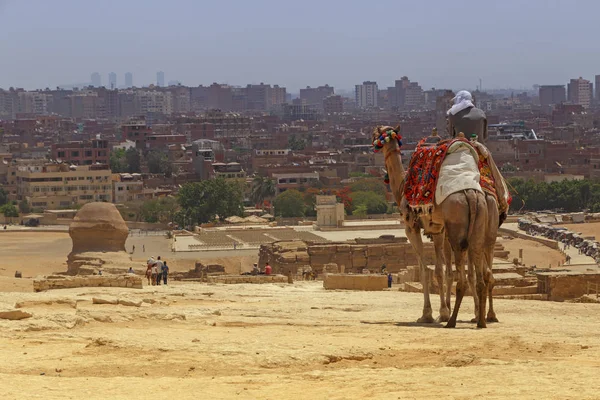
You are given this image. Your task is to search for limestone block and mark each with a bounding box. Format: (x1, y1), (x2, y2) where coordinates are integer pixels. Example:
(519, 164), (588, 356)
(118, 299), (142, 307)
(336, 245), (352, 253)
(367, 246), (385, 257)
(323, 274), (387, 291)
(93, 297), (119, 305)
(367, 256), (386, 269)
(0, 309), (33, 320)
(296, 253), (310, 263)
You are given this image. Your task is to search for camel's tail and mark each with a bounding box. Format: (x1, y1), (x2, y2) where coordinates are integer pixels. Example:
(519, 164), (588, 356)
(462, 189), (478, 251)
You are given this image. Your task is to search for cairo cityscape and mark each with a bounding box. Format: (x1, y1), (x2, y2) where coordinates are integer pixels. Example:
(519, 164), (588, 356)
(1, 1), (600, 399)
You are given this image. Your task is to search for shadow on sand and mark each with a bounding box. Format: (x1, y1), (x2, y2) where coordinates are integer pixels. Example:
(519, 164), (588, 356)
(360, 320), (482, 330)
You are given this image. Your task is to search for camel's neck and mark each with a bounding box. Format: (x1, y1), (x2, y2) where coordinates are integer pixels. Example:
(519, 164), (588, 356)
(382, 141), (405, 205)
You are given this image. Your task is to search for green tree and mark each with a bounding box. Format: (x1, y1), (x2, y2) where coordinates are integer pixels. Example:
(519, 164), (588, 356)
(0, 187), (8, 206)
(353, 204), (368, 217)
(250, 176), (276, 206)
(125, 148), (141, 173)
(177, 178), (244, 225)
(351, 191), (388, 214)
(147, 150), (172, 176)
(288, 134), (306, 151)
(0, 203), (18, 217)
(109, 148), (127, 173)
(273, 189), (305, 218)
(349, 178), (387, 197)
(18, 199), (31, 214)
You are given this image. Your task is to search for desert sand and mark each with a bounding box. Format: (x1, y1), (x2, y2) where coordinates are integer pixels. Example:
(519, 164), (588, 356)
(0, 230), (596, 399)
(1, 281), (600, 399)
(0, 232), (257, 281)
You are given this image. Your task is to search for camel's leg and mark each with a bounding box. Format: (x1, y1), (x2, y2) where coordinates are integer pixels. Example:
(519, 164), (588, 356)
(484, 241), (498, 322)
(433, 233), (450, 322)
(443, 236), (452, 311)
(446, 250), (466, 328)
(405, 224), (434, 323)
(485, 194), (500, 323)
(467, 258), (479, 323)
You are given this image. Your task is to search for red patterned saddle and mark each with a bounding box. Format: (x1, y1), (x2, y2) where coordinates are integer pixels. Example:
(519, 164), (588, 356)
(404, 137), (474, 209)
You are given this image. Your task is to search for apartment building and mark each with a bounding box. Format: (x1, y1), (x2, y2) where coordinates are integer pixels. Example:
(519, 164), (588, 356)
(211, 162), (246, 179)
(51, 139), (110, 165)
(112, 173), (144, 203)
(16, 162), (113, 209)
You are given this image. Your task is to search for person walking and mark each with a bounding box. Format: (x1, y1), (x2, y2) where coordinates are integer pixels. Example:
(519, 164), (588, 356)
(143, 244), (145, 253)
(155, 256), (164, 285)
(132, 245), (136, 254)
(388, 273), (393, 288)
(162, 261), (169, 285)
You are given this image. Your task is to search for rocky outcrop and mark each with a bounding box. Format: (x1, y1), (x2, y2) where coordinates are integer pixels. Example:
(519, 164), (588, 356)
(67, 203), (131, 274)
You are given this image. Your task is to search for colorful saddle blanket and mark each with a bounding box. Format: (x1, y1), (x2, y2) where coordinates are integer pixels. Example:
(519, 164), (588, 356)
(404, 137), (480, 210)
(474, 145), (513, 210)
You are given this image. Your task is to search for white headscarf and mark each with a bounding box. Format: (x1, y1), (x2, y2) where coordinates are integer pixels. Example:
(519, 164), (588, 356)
(447, 90), (474, 115)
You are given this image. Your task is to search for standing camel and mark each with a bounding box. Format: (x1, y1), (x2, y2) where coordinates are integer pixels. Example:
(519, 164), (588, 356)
(374, 126), (490, 328)
(447, 90), (510, 323)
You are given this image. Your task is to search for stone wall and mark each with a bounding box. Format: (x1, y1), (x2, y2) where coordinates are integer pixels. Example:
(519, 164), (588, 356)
(537, 272), (600, 301)
(500, 227), (559, 250)
(33, 274), (143, 292)
(207, 275), (288, 284)
(323, 274), (388, 291)
(258, 239), (436, 275)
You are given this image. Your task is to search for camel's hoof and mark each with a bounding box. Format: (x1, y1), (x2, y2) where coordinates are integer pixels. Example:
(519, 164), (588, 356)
(444, 322), (456, 329)
(417, 316), (435, 324)
(436, 315), (450, 323)
(486, 316), (499, 323)
(477, 322), (487, 329)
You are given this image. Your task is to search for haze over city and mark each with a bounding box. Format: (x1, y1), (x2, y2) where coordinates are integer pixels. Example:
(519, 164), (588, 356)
(1, 0), (599, 91)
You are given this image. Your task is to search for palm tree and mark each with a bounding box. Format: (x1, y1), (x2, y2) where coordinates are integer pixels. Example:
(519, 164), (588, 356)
(251, 176), (276, 208)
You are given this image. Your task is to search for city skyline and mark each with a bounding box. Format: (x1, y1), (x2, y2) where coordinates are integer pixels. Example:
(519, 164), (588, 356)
(1, 0), (600, 91)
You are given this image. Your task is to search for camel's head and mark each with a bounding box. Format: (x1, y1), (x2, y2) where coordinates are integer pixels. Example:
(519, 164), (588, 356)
(372, 125), (399, 141)
(372, 125), (402, 152)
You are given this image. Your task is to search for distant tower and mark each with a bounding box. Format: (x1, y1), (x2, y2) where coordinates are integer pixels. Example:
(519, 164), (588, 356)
(157, 71), (165, 87)
(125, 72), (133, 88)
(108, 72), (117, 89)
(90, 72), (101, 87)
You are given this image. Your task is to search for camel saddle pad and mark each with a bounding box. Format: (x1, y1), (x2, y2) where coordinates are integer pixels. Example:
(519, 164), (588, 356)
(404, 138), (482, 209)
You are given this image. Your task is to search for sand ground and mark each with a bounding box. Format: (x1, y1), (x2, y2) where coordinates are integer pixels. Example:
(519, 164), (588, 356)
(0, 281), (599, 399)
(497, 237), (564, 268)
(0, 232), (257, 282)
(562, 222), (600, 239)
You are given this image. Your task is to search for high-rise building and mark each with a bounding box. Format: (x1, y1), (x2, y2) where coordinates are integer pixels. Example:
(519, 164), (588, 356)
(108, 72), (117, 89)
(299, 85), (334, 110)
(355, 81), (378, 108)
(595, 75), (600, 103)
(157, 71), (165, 87)
(388, 77), (424, 110)
(567, 77), (592, 109)
(125, 72), (133, 88)
(90, 72), (101, 87)
(539, 85), (566, 110)
(323, 95), (343, 114)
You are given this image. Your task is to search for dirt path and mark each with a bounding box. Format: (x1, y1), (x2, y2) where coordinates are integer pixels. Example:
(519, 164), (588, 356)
(1, 282), (599, 399)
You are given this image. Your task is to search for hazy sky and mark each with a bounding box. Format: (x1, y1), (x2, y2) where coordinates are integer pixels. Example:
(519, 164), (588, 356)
(1, 0), (599, 92)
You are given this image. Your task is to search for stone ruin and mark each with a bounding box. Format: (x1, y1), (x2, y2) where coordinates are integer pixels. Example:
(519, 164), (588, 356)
(258, 237), (437, 276)
(67, 202), (132, 275)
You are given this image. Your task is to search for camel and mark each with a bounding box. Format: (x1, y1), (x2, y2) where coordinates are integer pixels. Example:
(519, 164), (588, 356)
(374, 125), (490, 328)
(443, 191), (499, 323)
